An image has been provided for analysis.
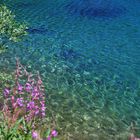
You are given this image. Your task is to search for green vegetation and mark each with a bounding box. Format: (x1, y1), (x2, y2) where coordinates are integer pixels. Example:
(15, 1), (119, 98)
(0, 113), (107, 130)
(0, 5), (27, 53)
(0, 59), (59, 140)
(0, 71), (13, 106)
(0, 4), (59, 140)
(0, 72), (13, 88)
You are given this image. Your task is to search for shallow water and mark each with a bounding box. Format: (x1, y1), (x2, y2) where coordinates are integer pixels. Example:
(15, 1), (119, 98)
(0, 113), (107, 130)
(1, 0), (140, 139)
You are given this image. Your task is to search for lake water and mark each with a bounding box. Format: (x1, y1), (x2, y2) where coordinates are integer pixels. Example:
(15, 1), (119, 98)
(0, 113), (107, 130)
(1, 0), (140, 139)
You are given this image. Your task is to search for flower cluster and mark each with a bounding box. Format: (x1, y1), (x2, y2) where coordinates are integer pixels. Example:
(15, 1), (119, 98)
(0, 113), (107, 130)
(3, 59), (46, 122)
(2, 59), (58, 140)
(32, 130), (58, 140)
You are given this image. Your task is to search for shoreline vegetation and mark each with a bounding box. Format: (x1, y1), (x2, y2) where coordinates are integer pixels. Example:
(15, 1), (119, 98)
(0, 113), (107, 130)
(0, 58), (58, 140)
(0, 4), (58, 140)
(0, 5), (27, 53)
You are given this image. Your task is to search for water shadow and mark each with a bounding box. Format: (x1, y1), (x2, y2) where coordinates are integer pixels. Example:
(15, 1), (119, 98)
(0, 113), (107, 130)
(65, 0), (126, 19)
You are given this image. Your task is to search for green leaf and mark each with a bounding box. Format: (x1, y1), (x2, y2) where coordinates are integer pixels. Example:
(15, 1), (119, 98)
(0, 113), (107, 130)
(44, 128), (51, 137)
(52, 138), (60, 140)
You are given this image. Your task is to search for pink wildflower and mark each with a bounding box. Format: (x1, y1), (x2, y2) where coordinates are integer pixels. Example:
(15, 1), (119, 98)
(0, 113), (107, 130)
(27, 101), (35, 110)
(51, 130), (58, 137)
(25, 83), (32, 92)
(47, 136), (51, 140)
(3, 88), (10, 97)
(41, 112), (45, 117)
(32, 131), (38, 139)
(17, 84), (23, 92)
(16, 98), (24, 107)
(41, 106), (46, 111)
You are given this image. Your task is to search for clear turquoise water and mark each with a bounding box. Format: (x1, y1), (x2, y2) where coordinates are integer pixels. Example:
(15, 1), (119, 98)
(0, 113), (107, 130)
(1, 0), (140, 139)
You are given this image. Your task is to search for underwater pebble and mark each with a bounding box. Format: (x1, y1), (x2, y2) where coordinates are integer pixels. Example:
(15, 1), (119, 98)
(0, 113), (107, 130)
(83, 71), (90, 75)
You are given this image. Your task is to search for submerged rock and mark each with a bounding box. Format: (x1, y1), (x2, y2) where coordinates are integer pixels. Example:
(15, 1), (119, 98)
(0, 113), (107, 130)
(26, 26), (56, 36)
(26, 26), (49, 35)
(16, 2), (33, 8)
(60, 48), (78, 60)
(65, 0), (126, 19)
(55, 46), (81, 61)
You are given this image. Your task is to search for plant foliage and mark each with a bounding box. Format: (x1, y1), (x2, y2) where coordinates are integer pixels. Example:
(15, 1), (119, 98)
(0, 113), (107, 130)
(0, 59), (59, 140)
(0, 5), (27, 53)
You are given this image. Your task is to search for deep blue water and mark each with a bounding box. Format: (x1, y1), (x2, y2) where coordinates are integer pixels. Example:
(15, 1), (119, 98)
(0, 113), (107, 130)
(1, 0), (140, 139)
